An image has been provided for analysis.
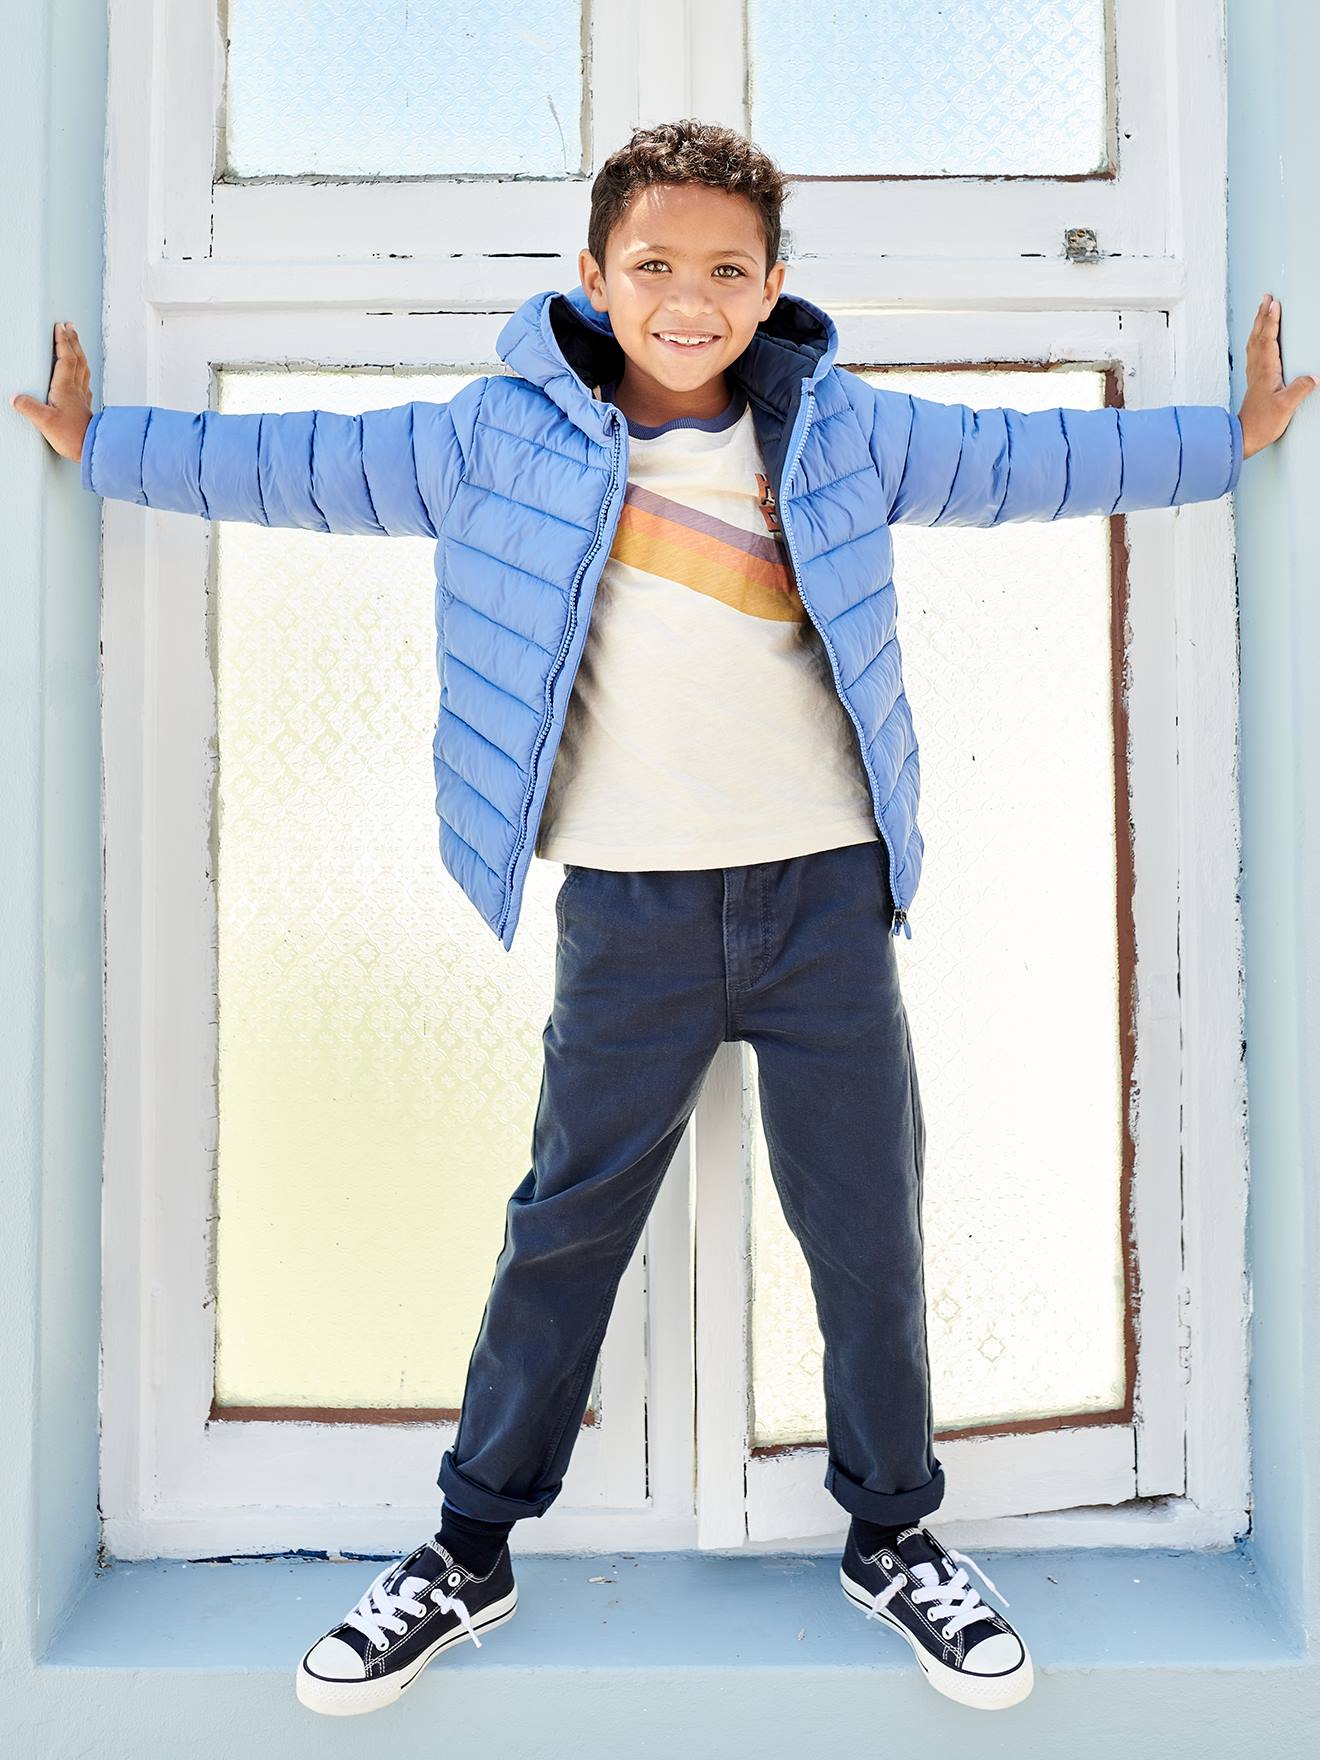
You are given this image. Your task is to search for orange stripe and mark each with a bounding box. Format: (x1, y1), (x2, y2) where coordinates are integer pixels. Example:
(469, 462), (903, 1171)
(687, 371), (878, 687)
(611, 522), (802, 622)
(619, 500), (789, 590)
(611, 502), (801, 622)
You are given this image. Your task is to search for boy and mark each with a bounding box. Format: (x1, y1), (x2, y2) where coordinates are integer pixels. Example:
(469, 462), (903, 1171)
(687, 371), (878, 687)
(12, 118), (1312, 1716)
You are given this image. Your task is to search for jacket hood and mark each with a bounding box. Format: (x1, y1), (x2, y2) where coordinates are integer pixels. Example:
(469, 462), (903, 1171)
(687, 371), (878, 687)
(495, 281), (840, 445)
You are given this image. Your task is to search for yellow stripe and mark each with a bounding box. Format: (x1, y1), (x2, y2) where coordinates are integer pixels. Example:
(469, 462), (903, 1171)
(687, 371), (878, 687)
(611, 512), (802, 623)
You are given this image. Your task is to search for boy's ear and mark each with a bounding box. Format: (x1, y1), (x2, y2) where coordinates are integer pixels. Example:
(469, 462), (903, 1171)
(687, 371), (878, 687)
(761, 260), (787, 312)
(579, 248), (607, 311)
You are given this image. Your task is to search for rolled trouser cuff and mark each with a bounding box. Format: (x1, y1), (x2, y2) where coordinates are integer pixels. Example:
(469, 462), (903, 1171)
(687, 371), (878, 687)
(824, 1458), (945, 1526)
(437, 1450), (558, 1523)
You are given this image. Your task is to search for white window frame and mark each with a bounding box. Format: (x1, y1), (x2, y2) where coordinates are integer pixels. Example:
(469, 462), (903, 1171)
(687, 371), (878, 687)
(99, 0), (1249, 1559)
(100, 0), (704, 1562)
(101, 322), (701, 1561)
(698, 304), (1247, 1552)
(691, 0), (1249, 1552)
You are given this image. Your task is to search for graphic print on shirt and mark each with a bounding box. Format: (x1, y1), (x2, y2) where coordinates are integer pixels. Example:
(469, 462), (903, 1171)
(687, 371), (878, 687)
(608, 479), (804, 624)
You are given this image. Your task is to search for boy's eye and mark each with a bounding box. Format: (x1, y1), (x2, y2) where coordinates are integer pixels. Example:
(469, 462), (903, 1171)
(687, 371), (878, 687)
(636, 259), (743, 278)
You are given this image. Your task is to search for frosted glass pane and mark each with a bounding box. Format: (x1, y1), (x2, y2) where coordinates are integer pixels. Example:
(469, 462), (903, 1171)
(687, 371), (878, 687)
(752, 368), (1124, 1446)
(212, 368), (574, 1413)
(748, 0), (1107, 176)
(225, 0), (585, 177)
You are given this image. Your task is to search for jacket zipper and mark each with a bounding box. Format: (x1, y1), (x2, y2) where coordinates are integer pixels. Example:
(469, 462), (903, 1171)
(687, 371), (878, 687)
(497, 410), (626, 939)
(775, 378), (912, 940)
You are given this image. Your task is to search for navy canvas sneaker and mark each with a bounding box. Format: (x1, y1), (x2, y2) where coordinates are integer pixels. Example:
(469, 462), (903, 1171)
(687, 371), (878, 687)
(296, 1535), (518, 1716)
(840, 1523), (1033, 1709)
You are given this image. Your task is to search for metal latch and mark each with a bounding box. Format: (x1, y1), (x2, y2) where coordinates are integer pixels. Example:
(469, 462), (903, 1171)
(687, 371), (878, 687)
(1065, 227), (1102, 263)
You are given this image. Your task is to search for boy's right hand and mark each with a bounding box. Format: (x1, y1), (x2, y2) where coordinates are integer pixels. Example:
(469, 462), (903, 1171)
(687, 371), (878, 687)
(9, 321), (94, 462)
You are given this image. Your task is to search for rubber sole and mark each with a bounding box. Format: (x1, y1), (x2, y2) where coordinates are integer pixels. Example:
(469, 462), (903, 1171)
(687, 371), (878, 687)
(295, 1583), (519, 1716)
(840, 1568), (1034, 1710)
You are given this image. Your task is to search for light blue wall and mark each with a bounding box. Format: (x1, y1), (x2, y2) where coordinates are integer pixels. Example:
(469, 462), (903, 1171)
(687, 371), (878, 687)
(2, 2), (1317, 1753)
(0, 0), (108, 1687)
(1227, 0), (1320, 1640)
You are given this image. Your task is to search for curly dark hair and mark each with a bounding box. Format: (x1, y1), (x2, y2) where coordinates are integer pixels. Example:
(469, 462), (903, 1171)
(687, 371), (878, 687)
(586, 119), (789, 280)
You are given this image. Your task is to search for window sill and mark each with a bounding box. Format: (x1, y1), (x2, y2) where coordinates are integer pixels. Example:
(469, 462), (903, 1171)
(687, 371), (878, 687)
(45, 1541), (1302, 1681)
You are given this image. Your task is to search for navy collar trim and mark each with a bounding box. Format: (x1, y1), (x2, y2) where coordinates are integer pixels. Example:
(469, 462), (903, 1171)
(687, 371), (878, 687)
(599, 379), (748, 439)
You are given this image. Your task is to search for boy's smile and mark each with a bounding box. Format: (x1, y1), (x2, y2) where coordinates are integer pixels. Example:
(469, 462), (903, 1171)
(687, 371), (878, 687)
(579, 181), (786, 431)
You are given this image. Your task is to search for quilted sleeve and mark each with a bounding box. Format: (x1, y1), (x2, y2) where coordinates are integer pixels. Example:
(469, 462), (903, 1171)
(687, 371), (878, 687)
(79, 384), (485, 537)
(868, 382), (1243, 527)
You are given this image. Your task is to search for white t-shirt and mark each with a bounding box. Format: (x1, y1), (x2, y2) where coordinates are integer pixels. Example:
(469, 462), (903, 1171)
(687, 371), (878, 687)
(533, 380), (879, 869)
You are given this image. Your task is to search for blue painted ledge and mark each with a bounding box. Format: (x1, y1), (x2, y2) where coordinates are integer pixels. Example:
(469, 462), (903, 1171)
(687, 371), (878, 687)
(46, 1543), (1301, 1673)
(35, 1542), (1309, 1758)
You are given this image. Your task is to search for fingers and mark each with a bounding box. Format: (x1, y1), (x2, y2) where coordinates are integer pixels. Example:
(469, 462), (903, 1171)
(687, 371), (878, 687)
(8, 320), (92, 432)
(51, 320), (91, 401)
(8, 320), (91, 425)
(54, 318), (89, 365)
(54, 319), (87, 357)
(1245, 292), (1286, 392)
(9, 391), (52, 430)
(1249, 292), (1279, 343)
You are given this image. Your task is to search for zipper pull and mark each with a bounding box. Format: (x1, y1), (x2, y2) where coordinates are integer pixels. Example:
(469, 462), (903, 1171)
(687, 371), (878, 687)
(891, 909), (912, 940)
(755, 470), (782, 536)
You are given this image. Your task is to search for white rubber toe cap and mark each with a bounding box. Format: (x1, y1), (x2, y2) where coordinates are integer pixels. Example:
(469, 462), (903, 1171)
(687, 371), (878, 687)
(304, 1635), (368, 1681)
(961, 1631), (1025, 1675)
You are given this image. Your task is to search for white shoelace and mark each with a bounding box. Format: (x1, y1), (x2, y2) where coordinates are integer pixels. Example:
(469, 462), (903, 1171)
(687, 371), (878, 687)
(343, 1562), (483, 1653)
(866, 1545), (1010, 1641)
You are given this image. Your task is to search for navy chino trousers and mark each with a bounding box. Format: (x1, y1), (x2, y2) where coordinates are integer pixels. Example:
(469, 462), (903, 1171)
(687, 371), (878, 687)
(436, 836), (946, 1529)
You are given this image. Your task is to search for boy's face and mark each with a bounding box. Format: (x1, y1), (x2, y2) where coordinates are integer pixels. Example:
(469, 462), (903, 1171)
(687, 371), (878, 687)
(579, 182), (786, 400)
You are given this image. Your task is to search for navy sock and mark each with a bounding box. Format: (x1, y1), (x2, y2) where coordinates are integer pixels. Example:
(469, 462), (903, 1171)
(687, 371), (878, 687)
(850, 1516), (909, 1555)
(437, 1501), (515, 1576)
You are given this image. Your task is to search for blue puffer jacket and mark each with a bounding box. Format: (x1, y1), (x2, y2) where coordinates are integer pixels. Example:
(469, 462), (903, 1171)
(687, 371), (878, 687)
(81, 282), (1243, 950)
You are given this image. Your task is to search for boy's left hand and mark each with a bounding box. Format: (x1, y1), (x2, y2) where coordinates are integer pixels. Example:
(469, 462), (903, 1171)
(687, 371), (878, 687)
(1239, 292), (1317, 459)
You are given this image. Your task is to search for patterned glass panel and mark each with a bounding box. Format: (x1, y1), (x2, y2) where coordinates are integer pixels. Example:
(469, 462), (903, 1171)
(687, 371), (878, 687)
(224, 0), (585, 177)
(751, 367), (1125, 1446)
(211, 368), (571, 1412)
(748, 0), (1108, 177)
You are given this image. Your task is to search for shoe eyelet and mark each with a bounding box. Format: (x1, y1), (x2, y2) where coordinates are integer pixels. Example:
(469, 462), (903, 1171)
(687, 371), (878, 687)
(448, 1571), (462, 1586)
(880, 1553), (893, 1569)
